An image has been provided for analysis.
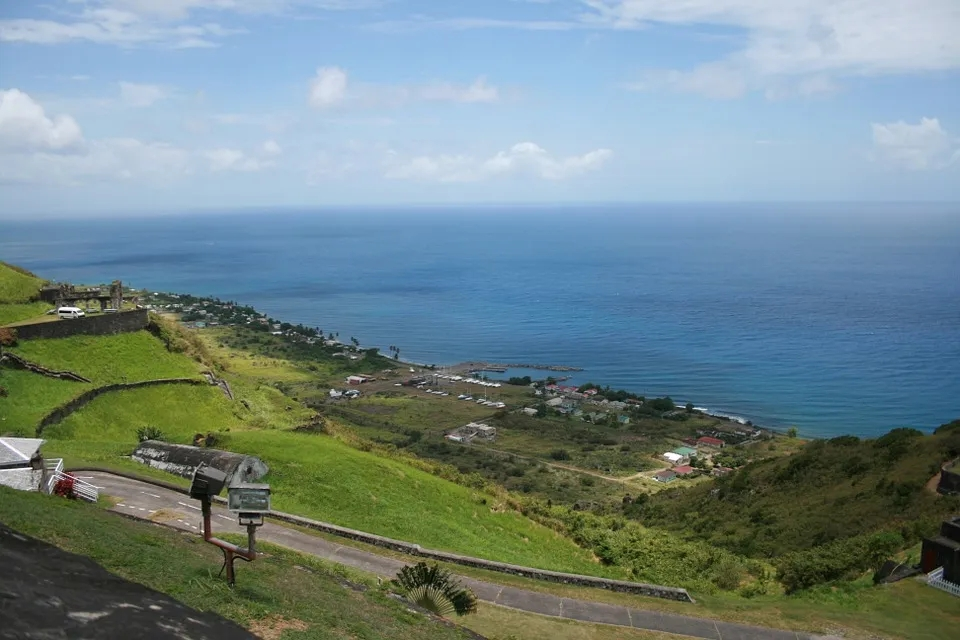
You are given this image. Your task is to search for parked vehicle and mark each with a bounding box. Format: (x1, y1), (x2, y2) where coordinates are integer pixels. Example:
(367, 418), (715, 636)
(57, 307), (85, 319)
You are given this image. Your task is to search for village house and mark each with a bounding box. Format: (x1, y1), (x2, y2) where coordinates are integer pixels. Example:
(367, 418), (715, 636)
(521, 407), (539, 417)
(672, 465), (696, 477)
(697, 436), (725, 449)
(673, 446), (698, 459)
(346, 375), (369, 385)
(618, 415), (631, 425)
(712, 466), (733, 477)
(654, 469), (677, 483)
(662, 451), (686, 465)
(546, 397), (564, 407)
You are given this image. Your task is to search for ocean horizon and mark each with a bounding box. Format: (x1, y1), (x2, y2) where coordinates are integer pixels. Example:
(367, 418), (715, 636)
(2, 202), (958, 438)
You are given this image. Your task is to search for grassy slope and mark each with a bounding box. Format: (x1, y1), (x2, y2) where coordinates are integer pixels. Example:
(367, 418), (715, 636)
(0, 370), (90, 435)
(636, 423), (960, 557)
(0, 262), (44, 304)
(0, 302), (52, 326)
(11, 331), (202, 383)
(0, 487), (476, 640)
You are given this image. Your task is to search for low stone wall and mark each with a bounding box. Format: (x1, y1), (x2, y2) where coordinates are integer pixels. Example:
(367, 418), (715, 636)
(268, 511), (694, 602)
(0, 352), (91, 383)
(12, 310), (148, 341)
(67, 468), (695, 602)
(938, 459), (960, 496)
(36, 378), (204, 435)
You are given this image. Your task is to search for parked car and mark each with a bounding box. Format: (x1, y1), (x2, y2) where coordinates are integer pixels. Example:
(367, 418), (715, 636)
(57, 307), (85, 319)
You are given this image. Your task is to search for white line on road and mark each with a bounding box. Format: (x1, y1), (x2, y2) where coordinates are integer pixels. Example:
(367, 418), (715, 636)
(217, 515), (232, 521)
(116, 503), (126, 508)
(137, 508), (145, 511)
(77, 476), (94, 479)
(177, 501), (201, 511)
(141, 491), (162, 499)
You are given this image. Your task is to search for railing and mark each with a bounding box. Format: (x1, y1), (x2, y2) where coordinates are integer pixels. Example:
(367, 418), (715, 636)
(927, 567), (960, 598)
(44, 458), (64, 494)
(44, 460), (99, 502)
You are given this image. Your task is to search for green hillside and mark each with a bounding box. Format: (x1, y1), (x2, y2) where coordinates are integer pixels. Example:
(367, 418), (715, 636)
(632, 422), (960, 558)
(0, 262), (44, 304)
(0, 487), (477, 640)
(12, 331), (203, 384)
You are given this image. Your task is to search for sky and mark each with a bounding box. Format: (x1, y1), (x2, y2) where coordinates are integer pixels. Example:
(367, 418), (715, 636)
(0, 0), (958, 216)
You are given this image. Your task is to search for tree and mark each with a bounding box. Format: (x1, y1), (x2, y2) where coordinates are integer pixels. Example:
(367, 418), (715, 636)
(350, 336), (360, 347)
(0, 327), (16, 356)
(394, 563), (477, 617)
(536, 402), (548, 418)
(685, 402), (694, 413)
(787, 426), (799, 438)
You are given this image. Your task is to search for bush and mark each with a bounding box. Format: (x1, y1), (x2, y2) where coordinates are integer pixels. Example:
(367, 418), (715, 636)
(776, 530), (904, 593)
(136, 426), (166, 442)
(549, 449), (570, 461)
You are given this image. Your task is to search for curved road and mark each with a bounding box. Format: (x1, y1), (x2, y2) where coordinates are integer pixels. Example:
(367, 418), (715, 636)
(82, 471), (819, 640)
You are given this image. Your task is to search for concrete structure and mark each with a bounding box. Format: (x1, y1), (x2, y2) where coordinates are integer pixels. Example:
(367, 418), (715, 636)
(445, 422), (497, 444)
(674, 446), (698, 458)
(922, 516), (960, 583)
(346, 375), (369, 385)
(13, 309), (148, 341)
(938, 459), (960, 496)
(521, 407), (539, 417)
(0, 438), (45, 492)
(662, 452), (684, 464)
(131, 441), (268, 487)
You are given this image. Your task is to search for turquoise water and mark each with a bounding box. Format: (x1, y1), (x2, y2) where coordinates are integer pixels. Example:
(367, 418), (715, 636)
(3, 203), (958, 437)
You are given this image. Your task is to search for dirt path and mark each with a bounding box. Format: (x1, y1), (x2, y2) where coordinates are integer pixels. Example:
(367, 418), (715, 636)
(925, 472), (942, 494)
(471, 444), (647, 488)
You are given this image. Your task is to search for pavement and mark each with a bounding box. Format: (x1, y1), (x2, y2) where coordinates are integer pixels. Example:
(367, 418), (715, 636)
(0, 522), (256, 640)
(81, 471), (819, 640)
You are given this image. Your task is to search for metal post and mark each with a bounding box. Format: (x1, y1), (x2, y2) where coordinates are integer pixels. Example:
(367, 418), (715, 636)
(200, 497), (256, 587)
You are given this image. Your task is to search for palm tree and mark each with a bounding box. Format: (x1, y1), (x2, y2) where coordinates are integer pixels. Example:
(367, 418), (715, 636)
(394, 563), (477, 617)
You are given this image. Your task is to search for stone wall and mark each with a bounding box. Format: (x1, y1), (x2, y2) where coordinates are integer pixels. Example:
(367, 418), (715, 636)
(12, 310), (148, 341)
(67, 467), (695, 601)
(267, 511), (694, 602)
(36, 378), (204, 435)
(0, 352), (91, 383)
(938, 459), (960, 496)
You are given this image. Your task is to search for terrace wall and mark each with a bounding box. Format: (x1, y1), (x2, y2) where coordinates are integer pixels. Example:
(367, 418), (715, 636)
(12, 310), (148, 341)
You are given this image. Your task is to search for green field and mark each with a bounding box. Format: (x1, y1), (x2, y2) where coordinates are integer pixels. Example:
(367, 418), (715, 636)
(0, 487), (478, 640)
(0, 369), (90, 434)
(0, 262), (44, 304)
(11, 331), (202, 384)
(0, 301), (51, 326)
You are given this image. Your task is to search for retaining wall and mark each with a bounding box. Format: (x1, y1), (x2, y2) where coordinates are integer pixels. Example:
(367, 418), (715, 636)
(37, 378), (204, 435)
(11, 310), (148, 341)
(0, 352), (91, 383)
(938, 459), (960, 496)
(67, 467), (694, 601)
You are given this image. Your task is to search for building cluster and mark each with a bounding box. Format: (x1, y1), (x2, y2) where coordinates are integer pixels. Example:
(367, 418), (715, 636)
(445, 422), (497, 444)
(528, 384), (638, 423)
(655, 437), (734, 483)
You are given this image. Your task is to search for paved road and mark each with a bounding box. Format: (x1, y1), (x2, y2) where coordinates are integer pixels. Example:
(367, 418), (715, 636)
(81, 471), (818, 640)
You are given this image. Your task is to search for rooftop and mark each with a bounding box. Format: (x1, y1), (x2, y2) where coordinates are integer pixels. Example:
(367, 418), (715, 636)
(0, 438), (44, 468)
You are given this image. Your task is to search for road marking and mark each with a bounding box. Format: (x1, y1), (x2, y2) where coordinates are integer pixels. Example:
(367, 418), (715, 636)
(177, 501), (201, 511)
(714, 621), (723, 640)
(116, 503), (126, 508)
(77, 476), (94, 479)
(137, 508), (145, 511)
(217, 514), (232, 521)
(627, 609), (633, 628)
(141, 491), (162, 499)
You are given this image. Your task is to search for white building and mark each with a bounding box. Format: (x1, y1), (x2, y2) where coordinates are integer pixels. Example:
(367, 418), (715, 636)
(0, 438), (46, 492)
(662, 451), (685, 464)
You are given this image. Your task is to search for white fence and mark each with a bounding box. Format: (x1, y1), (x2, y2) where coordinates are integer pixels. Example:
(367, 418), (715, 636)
(927, 567), (960, 598)
(43, 459), (99, 502)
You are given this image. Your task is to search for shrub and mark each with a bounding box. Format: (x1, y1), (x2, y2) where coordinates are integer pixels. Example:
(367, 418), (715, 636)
(136, 426), (166, 442)
(394, 563), (477, 617)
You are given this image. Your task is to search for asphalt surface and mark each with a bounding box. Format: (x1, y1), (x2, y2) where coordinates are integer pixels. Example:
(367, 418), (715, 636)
(82, 471), (820, 640)
(0, 522), (256, 640)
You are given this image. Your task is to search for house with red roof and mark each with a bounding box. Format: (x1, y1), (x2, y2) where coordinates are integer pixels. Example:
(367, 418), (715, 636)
(672, 465), (696, 476)
(697, 436), (725, 449)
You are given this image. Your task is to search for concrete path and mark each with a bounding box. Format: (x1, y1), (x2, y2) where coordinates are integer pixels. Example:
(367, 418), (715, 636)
(81, 471), (818, 640)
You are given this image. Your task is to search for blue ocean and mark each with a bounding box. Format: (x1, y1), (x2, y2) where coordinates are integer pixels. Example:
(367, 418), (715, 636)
(2, 203), (958, 438)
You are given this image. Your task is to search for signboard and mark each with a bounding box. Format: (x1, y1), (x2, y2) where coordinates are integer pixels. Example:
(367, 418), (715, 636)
(227, 484), (271, 513)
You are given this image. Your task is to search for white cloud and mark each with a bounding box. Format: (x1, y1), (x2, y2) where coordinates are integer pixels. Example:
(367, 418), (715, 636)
(385, 142), (612, 182)
(0, 89), (84, 152)
(308, 67), (501, 109)
(262, 139), (282, 157)
(309, 67), (349, 109)
(592, 0), (960, 98)
(119, 82), (167, 107)
(0, 1), (378, 48)
(204, 139), (282, 172)
(0, 138), (192, 185)
(871, 118), (958, 171)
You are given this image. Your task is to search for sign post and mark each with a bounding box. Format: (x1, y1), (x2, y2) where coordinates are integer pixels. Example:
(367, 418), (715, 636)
(189, 465), (271, 587)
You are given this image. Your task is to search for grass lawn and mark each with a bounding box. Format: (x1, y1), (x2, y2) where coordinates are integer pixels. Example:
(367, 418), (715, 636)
(42, 384), (243, 442)
(0, 369), (90, 435)
(10, 331), (202, 384)
(0, 487), (477, 640)
(226, 429), (621, 579)
(0, 262), (44, 304)
(0, 301), (52, 326)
